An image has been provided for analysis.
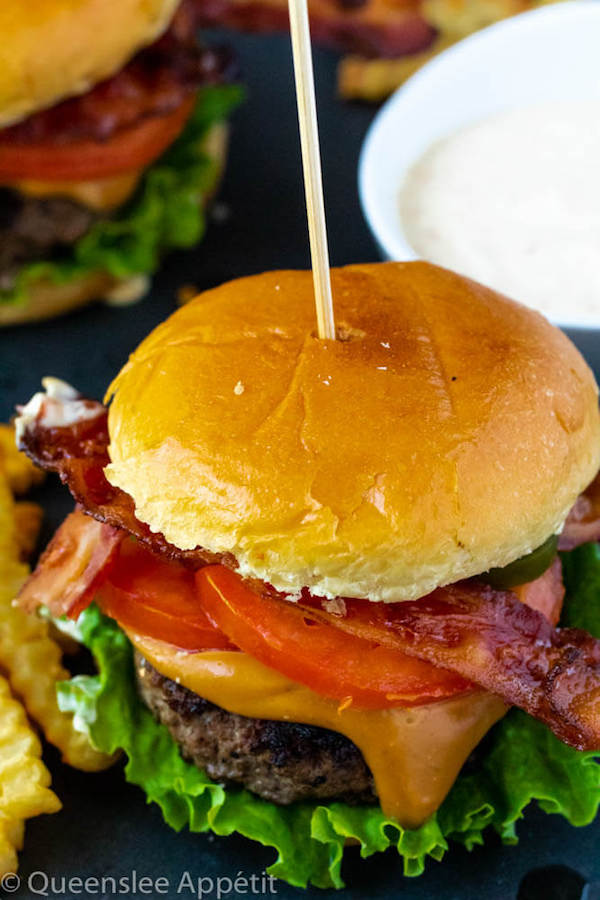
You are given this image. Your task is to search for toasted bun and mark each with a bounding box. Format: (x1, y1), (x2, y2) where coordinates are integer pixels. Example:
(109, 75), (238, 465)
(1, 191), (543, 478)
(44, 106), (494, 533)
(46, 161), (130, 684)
(0, 0), (180, 127)
(105, 262), (600, 602)
(0, 271), (117, 326)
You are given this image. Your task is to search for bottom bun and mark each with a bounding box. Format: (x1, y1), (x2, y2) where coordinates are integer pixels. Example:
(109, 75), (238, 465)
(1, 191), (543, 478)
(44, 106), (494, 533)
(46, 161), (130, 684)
(0, 271), (117, 326)
(0, 123), (228, 327)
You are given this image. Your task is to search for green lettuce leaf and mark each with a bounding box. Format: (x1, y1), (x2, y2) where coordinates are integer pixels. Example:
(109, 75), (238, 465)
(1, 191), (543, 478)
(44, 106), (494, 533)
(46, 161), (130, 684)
(1, 84), (243, 307)
(561, 542), (600, 632)
(55, 543), (600, 889)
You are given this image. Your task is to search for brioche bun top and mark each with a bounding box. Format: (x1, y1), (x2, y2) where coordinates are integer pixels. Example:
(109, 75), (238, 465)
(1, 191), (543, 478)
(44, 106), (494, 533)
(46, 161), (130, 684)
(105, 262), (600, 602)
(0, 0), (179, 127)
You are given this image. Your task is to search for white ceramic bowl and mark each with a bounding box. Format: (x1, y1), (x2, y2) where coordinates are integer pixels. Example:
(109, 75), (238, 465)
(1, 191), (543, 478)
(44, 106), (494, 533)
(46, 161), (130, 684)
(358, 0), (600, 328)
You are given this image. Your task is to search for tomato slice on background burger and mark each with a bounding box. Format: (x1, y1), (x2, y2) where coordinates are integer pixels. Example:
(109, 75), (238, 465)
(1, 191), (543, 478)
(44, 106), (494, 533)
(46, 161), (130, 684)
(0, 96), (196, 182)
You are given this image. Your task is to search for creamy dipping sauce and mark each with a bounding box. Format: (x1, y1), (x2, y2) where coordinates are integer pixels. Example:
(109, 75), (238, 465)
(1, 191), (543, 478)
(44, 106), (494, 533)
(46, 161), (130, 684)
(399, 102), (600, 323)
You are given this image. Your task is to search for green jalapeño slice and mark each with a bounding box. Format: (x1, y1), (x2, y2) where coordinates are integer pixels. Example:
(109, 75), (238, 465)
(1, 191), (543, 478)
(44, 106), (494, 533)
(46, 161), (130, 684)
(483, 535), (558, 590)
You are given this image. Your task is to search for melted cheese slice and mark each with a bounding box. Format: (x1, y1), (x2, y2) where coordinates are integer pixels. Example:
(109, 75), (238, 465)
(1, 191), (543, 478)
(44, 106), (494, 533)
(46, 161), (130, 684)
(7, 171), (142, 211)
(128, 630), (507, 827)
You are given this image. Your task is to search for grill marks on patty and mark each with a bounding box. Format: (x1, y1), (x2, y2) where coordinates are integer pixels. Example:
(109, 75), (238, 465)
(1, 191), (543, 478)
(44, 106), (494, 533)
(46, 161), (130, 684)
(0, 188), (101, 291)
(135, 651), (377, 806)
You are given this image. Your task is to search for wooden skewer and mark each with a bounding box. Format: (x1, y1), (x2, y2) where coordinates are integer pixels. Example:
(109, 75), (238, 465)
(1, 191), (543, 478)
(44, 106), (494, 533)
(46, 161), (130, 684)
(288, 0), (336, 340)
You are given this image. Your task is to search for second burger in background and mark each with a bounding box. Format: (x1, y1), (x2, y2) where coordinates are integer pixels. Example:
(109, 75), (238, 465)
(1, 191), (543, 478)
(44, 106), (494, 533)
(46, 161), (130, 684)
(0, 0), (241, 325)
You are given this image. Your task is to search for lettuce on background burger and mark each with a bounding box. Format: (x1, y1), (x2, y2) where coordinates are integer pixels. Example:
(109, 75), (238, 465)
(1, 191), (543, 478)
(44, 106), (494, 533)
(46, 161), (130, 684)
(0, 0), (241, 325)
(15, 262), (600, 887)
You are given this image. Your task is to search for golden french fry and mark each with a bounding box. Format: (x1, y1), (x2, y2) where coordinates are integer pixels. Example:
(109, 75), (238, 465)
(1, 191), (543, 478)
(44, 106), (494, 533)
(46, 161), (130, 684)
(0, 472), (114, 773)
(0, 465), (20, 562)
(0, 425), (45, 496)
(338, 37), (456, 102)
(422, 0), (560, 38)
(338, 0), (560, 101)
(13, 502), (43, 561)
(0, 817), (20, 877)
(4, 819), (23, 853)
(0, 817), (26, 876)
(0, 580), (116, 772)
(0, 466), (58, 876)
(0, 676), (60, 822)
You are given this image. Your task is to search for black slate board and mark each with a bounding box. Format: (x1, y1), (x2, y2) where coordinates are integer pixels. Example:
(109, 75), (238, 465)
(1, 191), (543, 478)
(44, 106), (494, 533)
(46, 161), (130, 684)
(0, 30), (599, 900)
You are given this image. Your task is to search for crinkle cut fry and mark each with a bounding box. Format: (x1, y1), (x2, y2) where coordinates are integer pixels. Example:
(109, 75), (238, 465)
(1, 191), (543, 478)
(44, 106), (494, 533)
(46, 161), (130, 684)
(0, 675), (60, 821)
(0, 818), (24, 877)
(0, 674), (60, 875)
(0, 467), (114, 772)
(13, 501), (43, 561)
(0, 425), (45, 496)
(338, 35), (455, 101)
(0, 559), (115, 772)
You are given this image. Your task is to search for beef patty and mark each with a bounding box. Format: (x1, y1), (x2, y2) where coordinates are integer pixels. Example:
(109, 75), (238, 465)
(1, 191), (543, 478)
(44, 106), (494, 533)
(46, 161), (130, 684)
(135, 651), (377, 806)
(0, 188), (101, 290)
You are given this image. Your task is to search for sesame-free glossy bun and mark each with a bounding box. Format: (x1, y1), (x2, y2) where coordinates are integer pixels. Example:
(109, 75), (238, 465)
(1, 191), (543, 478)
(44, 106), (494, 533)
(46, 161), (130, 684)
(105, 262), (600, 602)
(0, 0), (180, 127)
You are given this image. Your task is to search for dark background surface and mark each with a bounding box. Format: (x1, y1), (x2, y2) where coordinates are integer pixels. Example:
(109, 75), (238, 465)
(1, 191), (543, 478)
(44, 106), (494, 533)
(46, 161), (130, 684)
(0, 30), (599, 900)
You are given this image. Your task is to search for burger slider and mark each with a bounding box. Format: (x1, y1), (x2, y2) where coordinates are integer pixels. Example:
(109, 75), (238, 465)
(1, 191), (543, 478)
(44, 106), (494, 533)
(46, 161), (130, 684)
(0, 0), (240, 325)
(15, 262), (600, 885)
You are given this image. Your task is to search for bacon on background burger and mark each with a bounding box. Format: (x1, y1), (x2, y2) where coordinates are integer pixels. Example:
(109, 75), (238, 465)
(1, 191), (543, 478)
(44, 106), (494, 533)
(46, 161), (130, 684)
(0, 0), (239, 326)
(14, 262), (600, 886)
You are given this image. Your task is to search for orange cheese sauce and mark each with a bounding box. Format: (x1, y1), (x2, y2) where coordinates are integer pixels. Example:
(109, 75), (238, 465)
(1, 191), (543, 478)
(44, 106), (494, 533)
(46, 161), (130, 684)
(127, 630), (507, 827)
(6, 170), (141, 211)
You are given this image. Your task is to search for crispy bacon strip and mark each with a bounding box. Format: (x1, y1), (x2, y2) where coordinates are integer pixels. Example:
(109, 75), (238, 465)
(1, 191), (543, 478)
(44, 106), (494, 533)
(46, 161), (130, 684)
(15, 382), (228, 568)
(18, 509), (123, 618)
(297, 574), (600, 750)
(559, 473), (600, 550)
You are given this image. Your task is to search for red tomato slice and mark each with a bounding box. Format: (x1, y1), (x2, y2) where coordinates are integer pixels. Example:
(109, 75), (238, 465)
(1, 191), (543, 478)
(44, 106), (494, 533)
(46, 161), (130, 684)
(97, 540), (235, 652)
(94, 543), (564, 710)
(195, 566), (473, 709)
(0, 96), (195, 182)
